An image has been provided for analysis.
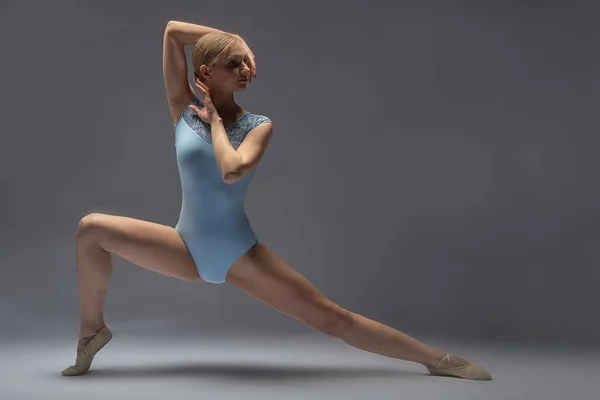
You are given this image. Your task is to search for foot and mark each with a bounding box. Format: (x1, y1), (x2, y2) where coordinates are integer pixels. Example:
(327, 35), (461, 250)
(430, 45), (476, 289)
(427, 354), (492, 381)
(61, 325), (113, 376)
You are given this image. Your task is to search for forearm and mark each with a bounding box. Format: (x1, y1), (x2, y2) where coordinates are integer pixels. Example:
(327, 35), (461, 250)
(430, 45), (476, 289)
(165, 20), (226, 46)
(210, 118), (243, 181)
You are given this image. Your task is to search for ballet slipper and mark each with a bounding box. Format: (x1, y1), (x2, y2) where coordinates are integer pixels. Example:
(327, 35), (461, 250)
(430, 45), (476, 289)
(427, 354), (492, 380)
(61, 325), (113, 376)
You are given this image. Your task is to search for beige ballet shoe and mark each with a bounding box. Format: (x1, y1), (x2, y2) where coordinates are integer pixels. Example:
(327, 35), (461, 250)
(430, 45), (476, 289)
(61, 325), (113, 376)
(427, 354), (492, 381)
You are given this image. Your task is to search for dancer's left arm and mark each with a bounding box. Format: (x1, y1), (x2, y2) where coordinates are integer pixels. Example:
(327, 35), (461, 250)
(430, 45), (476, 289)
(189, 80), (273, 183)
(212, 119), (273, 184)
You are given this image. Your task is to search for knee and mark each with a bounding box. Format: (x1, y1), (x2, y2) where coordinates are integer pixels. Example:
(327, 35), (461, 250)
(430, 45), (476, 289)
(312, 305), (354, 338)
(76, 213), (105, 239)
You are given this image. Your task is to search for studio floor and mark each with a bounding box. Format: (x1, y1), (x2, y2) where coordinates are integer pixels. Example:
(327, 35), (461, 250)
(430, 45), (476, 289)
(1, 332), (596, 400)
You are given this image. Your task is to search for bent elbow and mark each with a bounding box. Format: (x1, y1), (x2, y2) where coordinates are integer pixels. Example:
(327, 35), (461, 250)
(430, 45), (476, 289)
(223, 171), (243, 184)
(165, 20), (181, 36)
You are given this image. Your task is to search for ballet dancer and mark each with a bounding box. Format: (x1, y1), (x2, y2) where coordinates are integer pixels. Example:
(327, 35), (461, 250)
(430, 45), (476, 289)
(61, 20), (492, 381)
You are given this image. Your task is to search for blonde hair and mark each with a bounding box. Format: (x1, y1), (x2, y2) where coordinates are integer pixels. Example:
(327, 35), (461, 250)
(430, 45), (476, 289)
(192, 32), (238, 81)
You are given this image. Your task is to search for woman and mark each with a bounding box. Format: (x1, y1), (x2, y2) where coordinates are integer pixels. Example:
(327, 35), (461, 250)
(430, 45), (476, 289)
(62, 20), (491, 381)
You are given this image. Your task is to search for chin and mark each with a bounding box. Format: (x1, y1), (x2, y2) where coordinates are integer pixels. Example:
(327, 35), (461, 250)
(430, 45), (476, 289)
(234, 83), (249, 92)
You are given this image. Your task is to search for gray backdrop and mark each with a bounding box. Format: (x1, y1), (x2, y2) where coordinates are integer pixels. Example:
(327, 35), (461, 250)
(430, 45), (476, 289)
(1, 0), (598, 345)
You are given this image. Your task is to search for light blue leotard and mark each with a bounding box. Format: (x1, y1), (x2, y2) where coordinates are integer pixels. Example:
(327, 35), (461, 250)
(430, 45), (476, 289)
(173, 95), (272, 283)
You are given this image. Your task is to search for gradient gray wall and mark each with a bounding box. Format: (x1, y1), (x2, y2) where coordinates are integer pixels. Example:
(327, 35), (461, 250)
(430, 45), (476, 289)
(1, 0), (598, 345)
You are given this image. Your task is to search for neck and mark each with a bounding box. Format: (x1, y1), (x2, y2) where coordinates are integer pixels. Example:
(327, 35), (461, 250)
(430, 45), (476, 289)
(209, 88), (239, 116)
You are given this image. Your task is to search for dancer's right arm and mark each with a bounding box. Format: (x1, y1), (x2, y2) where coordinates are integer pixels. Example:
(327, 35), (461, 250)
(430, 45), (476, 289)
(163, 21), (225, 124)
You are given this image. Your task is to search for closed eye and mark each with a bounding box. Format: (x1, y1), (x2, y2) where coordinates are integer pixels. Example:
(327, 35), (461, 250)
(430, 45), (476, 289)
(228, 60), (242, 68)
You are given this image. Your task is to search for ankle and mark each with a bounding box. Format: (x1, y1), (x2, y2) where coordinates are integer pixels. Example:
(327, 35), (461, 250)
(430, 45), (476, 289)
(78, 322), (106, 339)
(423, 353), (448, 369)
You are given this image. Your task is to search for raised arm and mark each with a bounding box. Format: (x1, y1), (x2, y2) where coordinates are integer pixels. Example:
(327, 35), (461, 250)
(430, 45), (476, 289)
(162, 21), (225, 124)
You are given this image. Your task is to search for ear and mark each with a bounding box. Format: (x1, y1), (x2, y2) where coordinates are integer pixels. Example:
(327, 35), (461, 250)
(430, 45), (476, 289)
(198, 65), (212, 81)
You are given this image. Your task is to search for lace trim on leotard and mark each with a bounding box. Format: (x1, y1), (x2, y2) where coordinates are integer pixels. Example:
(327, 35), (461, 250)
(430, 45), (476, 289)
(181, 96), (272, 147)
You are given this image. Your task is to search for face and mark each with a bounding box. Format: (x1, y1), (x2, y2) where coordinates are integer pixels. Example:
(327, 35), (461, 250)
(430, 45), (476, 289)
(201, 40), (251, 92)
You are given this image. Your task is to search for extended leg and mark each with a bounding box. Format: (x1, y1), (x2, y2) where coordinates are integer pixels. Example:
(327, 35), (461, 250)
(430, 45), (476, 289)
(226, 243), (491, 380)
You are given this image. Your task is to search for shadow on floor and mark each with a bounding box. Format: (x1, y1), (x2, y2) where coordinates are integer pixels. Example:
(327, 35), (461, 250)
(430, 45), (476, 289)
(56, 362), (427, 382)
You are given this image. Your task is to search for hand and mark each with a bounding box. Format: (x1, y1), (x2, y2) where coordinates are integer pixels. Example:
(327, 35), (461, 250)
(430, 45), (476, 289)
(233, 34), (257, 79)
(189, 78), (220, 124)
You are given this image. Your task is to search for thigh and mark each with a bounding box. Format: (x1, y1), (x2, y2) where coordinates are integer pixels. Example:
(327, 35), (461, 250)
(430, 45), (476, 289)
(226, 243), (347, 330)
(79, 213), (202, 282)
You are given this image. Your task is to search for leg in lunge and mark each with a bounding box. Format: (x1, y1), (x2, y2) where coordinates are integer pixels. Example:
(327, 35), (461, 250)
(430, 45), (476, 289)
(62, 213), (202, 376)
(226, 243), (492, 380)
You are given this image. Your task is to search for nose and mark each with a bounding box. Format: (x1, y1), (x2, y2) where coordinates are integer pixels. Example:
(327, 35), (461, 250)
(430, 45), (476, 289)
(240, 65), (250, 80)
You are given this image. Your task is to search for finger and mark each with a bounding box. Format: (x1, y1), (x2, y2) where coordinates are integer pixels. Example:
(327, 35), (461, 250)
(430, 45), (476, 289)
(246, 64), (253, 82)
(197, 84), (211, 96)
(247, 60), (255, 79)
(194, 77), (205, 89)
(249, 51), (256, 73)
(195, 79), (210, 91)
(194, 82), (206, 94)
(242, 42), (255, 73)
